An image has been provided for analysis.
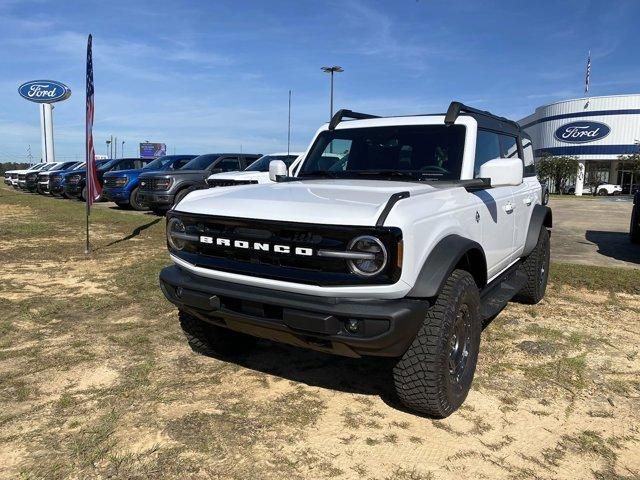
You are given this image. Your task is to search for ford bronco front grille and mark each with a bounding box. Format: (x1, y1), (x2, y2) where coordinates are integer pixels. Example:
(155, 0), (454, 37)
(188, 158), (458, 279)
(168, 213), (402, 286)
(206, 179), (259, 188)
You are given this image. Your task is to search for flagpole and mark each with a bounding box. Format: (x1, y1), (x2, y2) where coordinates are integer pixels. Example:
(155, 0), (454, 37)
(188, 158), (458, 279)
(85, 34), (92, 255)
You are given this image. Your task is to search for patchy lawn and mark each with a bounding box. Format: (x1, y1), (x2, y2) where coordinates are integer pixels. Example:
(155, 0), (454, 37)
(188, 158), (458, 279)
(1, 185), (639, 480)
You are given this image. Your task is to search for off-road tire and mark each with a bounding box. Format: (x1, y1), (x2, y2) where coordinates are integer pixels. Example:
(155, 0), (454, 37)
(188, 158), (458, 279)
(129, 186), (147, 211)
(514, 227), (550, 304)
(392, 269), (481, 418)
(151, 206), (168, 216)
(630, 204), (640, 244)
(179, 311), (256, 357)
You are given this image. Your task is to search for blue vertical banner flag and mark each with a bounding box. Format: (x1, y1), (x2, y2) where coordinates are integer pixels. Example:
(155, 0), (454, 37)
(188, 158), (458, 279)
(584, 51), (591, 95)
(85, 34), (98, 253)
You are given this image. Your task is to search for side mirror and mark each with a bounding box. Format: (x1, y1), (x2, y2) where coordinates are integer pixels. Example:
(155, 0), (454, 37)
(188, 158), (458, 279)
(269, 160), (288, 182)
(479, 158), (523, 187)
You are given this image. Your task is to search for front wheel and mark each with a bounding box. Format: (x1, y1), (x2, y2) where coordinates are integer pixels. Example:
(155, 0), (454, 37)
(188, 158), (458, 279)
(543, 190), (549, 205)
(179, 311), (256, 357)
(129, 186), (147, 211)
(393, 269), (481, 418)
(81, 186), (87, 202)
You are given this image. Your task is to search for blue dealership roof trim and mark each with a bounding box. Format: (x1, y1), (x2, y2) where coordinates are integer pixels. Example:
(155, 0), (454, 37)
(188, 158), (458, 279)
(521, 109), (640, 129)
(535, 144), (640, 157)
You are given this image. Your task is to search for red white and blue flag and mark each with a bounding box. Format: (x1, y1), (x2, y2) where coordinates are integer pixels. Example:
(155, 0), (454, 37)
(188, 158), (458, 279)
(86, 34), (100, 208)
(584, 51), (591, 95)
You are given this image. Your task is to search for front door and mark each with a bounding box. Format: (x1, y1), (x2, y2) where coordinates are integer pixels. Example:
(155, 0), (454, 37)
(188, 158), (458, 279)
(473, 130), (516, 279)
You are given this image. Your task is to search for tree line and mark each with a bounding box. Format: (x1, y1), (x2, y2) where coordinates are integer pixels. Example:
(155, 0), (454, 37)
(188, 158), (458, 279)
(0, 162), (32, 175)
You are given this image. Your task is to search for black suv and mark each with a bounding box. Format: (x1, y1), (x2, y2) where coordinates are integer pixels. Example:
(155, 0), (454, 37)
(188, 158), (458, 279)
(138, 153), (260, 213)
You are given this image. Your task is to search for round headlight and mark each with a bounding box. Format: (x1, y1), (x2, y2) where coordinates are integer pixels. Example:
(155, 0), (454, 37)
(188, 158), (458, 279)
(347, 235), (387, 276)
(167, 217), (187, 251)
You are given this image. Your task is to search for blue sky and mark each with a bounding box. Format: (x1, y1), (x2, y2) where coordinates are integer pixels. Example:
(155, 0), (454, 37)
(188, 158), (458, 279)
(1, 0), (639, 162)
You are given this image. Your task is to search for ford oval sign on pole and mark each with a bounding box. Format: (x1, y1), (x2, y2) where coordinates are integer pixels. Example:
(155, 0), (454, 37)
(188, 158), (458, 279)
(554, 121), (611, 143)
(18, 80), (71, 164)
(18, 80), (71, 103)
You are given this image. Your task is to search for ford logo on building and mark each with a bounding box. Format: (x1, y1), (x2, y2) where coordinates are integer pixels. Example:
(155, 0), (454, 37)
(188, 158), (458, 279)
(18, 80), (71, 103)
(554, 121), (610, 143)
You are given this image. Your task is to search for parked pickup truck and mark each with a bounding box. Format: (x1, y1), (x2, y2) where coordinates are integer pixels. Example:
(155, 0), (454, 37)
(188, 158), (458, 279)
(65, 158), (152, 201)
(102, 154), (198, 210)
(206, 153), (304, 188)
(6, 163), (47, 188)
(158, 102), (552, 417)
(50, 162), (88, 197)
(37, 161), (80, 195)
(20, 162), (62, 191)
(138, 153), (260, 214)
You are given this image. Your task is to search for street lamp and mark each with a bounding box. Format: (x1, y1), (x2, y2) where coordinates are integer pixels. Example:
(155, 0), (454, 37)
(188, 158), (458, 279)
(321, 66), (344, 121)
(121, 140), (125, 158)
(105, 139), (111, 158)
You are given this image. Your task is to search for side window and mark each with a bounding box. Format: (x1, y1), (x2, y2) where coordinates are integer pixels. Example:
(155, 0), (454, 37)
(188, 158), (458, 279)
(498, 135), (518, 159)
(522, 139), (536, 177)
(216, 157), (241, 172)
(173, 158), (191, 169)
(474, 130), (501, 177)
(133, 160), (146, 169)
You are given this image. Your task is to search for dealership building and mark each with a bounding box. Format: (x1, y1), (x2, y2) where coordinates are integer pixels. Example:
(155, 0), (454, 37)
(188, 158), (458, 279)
(519, 94), (640, 194)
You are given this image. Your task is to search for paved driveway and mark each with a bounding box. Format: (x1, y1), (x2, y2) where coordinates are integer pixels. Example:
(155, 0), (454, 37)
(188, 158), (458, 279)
(548, 195), (639, 268)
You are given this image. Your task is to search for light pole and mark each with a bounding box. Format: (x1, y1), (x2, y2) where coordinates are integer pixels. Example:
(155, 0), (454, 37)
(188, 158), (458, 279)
(121, 140), (125, 158)
(105, 139), (111, 158)
(321, 66), (343, 121)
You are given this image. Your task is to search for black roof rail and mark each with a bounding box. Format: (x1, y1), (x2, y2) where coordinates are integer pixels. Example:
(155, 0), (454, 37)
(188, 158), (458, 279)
(444, 101), (521, 130)
(328, 109), (379, 130)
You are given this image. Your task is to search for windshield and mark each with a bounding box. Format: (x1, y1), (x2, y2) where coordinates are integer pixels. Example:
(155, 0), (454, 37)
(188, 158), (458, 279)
(98, 158), (120, 171)
(41, 163), (59, 171)
(143, 155), (197, 170)
(245, 154), (300, 172)
(299, 125), (466, 181)
(51, 162), (77, 171)
(180, 154), (220, 171)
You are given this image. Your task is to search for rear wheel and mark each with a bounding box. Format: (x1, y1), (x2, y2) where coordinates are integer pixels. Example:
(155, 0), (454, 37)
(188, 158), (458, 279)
(179, 311), (256, 357)
(630, 204), (640, 244)
(515, 227), (550, 304)
(129, 186), (147, 211)
(393, 270), (481, 418)
(598, 189), (608, 196)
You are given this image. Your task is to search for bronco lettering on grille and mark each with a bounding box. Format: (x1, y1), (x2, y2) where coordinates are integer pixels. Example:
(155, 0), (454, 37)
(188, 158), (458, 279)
(199, 236), (313, 256)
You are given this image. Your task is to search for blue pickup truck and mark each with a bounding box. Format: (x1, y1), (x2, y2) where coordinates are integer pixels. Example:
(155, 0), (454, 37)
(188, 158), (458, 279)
(102, 154), (197, 210)
(64, 158), (151, 201)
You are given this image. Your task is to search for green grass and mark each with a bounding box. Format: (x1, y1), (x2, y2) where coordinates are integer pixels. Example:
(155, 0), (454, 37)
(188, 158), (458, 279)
(550, 262), (640, 295)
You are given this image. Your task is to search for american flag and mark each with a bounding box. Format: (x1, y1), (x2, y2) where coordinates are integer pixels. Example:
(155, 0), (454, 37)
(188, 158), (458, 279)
(86, 34), (100, 208)
(584, 51), (591, 95)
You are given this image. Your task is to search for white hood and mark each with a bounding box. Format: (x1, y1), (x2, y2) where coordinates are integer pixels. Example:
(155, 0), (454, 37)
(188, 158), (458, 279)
(176, 179), (436, 226)
(207, 171), (270, 183)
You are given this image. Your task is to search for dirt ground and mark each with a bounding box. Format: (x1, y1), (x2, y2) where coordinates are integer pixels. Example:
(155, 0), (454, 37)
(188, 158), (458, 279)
(1, 186), (639, 480)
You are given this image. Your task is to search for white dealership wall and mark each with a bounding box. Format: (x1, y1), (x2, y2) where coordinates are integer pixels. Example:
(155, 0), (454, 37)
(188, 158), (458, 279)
(519, 94), (640, 194)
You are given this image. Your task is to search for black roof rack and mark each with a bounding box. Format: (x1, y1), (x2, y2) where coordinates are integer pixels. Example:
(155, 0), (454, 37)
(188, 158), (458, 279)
(444, 101), (521, 131)
(328, 109), (379, 130)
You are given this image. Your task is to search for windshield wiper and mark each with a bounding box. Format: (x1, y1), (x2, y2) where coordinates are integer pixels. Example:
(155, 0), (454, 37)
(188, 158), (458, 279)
(341, 170), (439, 181)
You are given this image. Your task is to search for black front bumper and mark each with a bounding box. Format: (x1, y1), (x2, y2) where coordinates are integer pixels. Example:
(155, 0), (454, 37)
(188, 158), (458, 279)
(160, 265), (426, 358)
(138, 191), (175, 208)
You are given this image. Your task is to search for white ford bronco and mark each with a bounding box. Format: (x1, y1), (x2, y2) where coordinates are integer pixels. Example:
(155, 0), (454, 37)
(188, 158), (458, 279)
(159, 102), (552, 417)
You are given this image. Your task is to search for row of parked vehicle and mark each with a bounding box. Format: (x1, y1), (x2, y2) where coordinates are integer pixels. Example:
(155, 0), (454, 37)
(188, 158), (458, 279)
(3, 152), (304, 213)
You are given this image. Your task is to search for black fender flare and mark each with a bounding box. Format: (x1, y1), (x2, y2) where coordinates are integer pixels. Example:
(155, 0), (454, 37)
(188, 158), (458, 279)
(406, 234), (487, 298)
(523, 204), (552, 257)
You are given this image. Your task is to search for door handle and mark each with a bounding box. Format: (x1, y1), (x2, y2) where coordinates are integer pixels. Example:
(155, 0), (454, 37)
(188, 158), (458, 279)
(503, 203), (514, 214)
(523, 197), (532, 206)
